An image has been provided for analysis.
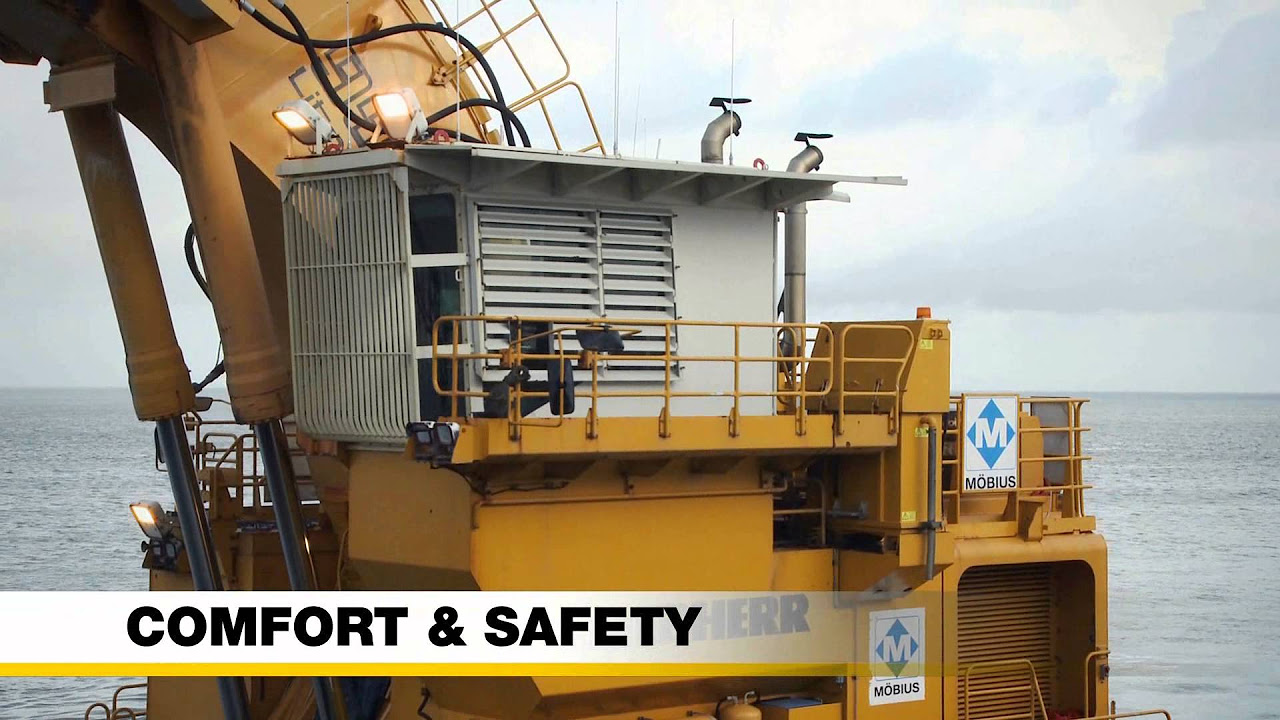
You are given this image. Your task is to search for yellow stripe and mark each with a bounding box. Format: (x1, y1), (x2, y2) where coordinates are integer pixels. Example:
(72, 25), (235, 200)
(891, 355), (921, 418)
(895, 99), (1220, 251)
(0, 662), (970, 677)
(0, 663), (853, 677)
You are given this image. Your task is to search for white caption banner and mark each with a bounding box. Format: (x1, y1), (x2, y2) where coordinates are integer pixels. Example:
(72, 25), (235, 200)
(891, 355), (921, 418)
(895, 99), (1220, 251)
(0, 591), (866, 670)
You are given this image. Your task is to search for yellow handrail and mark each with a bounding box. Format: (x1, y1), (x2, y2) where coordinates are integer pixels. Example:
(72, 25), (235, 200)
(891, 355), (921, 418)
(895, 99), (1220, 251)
(959, 653), (1167, 720)
(1084, 648), (1109, 715)
(942, 483), (1094, 498)
(185, 415), (314, 510)
(426, 0), (606, 154)
(962, 658), (1048, 720)
(836, 323), (915, 435)
(84, 682), (146, 720)
(1077, 711), (1171, 720)
(430, 315), (838, 441)
(946, 396), (1092, 520)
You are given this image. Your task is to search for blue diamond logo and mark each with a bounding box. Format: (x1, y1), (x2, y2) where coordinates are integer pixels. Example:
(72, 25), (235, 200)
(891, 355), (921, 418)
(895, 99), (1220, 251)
(876, 619), (918, 677)
(967, 399), (1012, 468)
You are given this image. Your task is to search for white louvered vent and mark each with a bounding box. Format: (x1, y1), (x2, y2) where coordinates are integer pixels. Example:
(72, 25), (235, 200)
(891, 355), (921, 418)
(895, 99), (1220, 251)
(283, 169), (417, 444)
(476, 204), (677, 381)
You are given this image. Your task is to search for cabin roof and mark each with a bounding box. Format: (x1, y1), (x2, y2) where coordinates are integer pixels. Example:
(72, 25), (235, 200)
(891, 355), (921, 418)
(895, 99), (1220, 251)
(278, 144), (906, 210)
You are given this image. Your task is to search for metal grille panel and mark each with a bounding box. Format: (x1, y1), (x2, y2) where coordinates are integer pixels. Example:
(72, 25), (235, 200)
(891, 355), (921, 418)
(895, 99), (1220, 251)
(476, 204), (676, 380)
(283, 169), (416, 443)
(958, 563), (1057, 720)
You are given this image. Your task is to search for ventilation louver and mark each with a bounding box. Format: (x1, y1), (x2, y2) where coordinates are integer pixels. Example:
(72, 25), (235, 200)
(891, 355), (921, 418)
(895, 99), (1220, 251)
(476, 204), (677, 382)
(957, 563), (1057, 720)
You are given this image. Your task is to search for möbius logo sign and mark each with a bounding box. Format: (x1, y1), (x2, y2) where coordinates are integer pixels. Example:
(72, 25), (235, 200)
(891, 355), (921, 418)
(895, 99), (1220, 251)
(962, 395), (1020, 493)
(868, 607), (925, 705)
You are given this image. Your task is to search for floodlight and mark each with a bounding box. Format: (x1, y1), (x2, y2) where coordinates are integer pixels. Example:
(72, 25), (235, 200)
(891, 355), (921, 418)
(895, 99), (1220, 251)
(272, 99), (339, 153)
(130, 501), (171, 542)
(373, 88), (430, 142)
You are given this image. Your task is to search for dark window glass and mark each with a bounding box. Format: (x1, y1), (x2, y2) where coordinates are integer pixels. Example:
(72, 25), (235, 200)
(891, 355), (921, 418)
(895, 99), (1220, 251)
(409, 194), (463, 419)
(409, 194), (457, 254)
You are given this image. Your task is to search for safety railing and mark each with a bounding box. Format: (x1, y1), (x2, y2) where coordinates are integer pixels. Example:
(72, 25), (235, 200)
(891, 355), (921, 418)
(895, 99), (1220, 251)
(942, 396), (1092, 524)
(426, 0), (607, 153)
(1084, 648), (1109, 715)
(1080, 707), (1172, 712)
(962, 658), (1049, 720)
(431, 315), (854, 441)
(181, 410), (314, 512)
(83, 682), (146, 719)
(835, 323), (915, 435)
(961, 658), (1170, 720)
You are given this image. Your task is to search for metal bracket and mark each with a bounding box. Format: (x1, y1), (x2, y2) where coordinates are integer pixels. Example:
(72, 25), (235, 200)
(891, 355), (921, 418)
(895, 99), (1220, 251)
(44, 60), (116, 112)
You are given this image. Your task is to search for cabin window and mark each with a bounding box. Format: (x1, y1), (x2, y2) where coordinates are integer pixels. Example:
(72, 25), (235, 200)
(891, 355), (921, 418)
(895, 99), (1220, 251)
(410, 193), (464, 420)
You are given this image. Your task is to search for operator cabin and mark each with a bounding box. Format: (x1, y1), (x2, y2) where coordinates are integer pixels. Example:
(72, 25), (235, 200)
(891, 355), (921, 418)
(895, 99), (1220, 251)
(278, 129), (901, 446)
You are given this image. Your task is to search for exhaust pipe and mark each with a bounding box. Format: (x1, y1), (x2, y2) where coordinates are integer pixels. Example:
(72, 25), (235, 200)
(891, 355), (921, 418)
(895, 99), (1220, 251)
(701, 97), (751, 164)
(782, 133), (832, 327)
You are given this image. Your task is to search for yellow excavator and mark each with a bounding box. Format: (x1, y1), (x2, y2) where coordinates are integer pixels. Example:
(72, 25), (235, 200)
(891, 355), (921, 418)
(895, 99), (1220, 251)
(0, 2), (1170, 720)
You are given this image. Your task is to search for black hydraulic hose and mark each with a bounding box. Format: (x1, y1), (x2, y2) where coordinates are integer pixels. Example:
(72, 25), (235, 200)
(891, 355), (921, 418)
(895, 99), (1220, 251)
(318, 27), (514, 141)
(243, 1), (519, 146)
(194, 361), (226, 393)
(184, 223), (227, 392)
(424, 98), (530, 147)
(271, 11), (516, 146)
(271, 3), (378, 133)
(184, 223), (210, 300)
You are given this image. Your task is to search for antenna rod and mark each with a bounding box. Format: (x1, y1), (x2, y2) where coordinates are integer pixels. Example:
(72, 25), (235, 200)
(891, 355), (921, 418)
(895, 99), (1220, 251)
(728, 18), (735, 165)
(456, 0), (461, 142)
(345, 0), (351, 147)
(632, 85), (641, 155)
(612, 0), (620, 155)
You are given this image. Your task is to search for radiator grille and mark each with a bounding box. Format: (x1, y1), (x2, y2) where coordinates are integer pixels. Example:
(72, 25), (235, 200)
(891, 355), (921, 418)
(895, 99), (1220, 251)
(476, 204), (676, 380)
(283, 169), (416, 443)
(958, 563), (1056, 720)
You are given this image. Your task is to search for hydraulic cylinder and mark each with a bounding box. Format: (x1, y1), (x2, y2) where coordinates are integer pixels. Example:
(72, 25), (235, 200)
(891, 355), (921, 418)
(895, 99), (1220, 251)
(148, 16), (292, 423)
(63, 102), (194, 420)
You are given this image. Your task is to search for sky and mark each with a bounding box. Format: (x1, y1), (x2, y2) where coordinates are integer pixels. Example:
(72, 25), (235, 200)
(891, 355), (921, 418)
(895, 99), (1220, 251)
(0, 0), (1276, 393)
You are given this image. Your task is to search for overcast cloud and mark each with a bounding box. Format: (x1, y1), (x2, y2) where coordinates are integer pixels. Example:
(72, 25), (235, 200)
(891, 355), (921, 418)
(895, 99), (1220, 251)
(0, 0), (1276, 393)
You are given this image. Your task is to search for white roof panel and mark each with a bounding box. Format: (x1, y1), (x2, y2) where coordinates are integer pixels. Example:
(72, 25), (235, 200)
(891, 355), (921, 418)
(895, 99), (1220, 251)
(279, 143), (906, 210)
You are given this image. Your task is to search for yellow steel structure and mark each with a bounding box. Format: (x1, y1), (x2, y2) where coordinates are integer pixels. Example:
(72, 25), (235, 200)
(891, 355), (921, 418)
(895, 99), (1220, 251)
(0, 2), (1167, 720)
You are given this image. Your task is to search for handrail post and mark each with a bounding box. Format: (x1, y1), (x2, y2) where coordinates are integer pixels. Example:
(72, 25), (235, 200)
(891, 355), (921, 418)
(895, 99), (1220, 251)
(451, 318), (460, 419)
(660, 322), (672, 438)
(730, 325), (740, 437)
(793, 326), (806, 436)
(509, 319), (523, 441)
(838, 325), (849, 437)
(555, 332), (566, 418)
(588, 333), (600, 438)
(1074, 400), (1086, 516)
